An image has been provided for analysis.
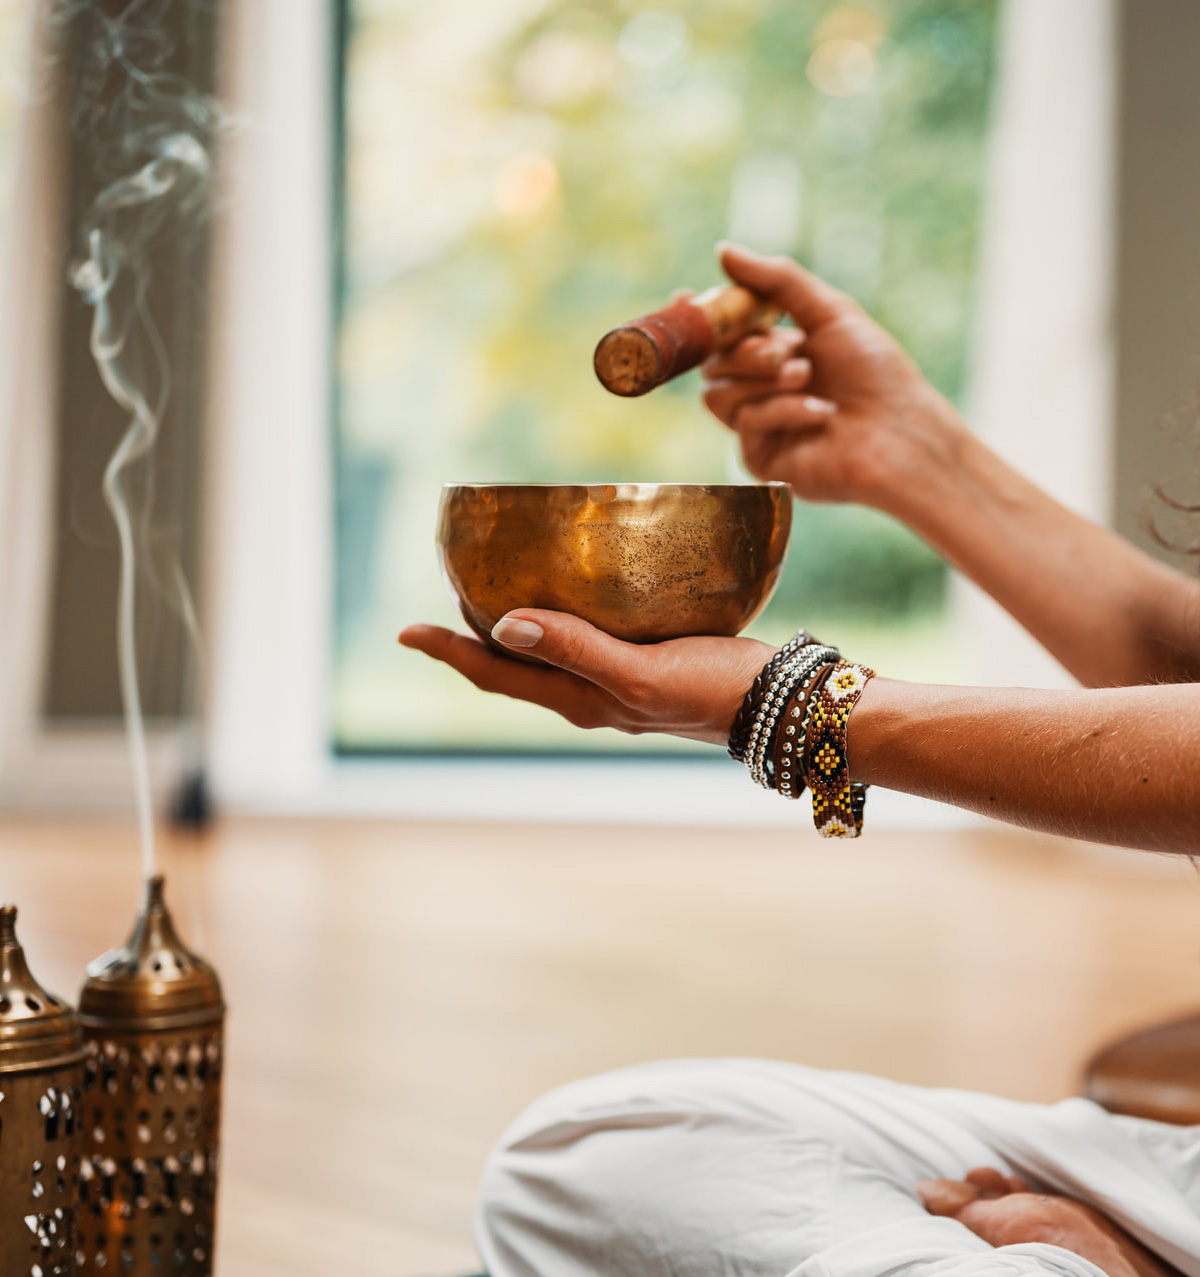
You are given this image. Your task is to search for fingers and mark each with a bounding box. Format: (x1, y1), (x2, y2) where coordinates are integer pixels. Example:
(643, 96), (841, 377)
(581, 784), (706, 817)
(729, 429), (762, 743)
(965, 1167), (1030, 1197)
(719, 241), (848, 331)
(737, 426), (804, 483)
(397, 622), (602, 719)
(704, 329), (806, 380)
(917, 1169), (1028, 1218)
(397, 622), (462, 656)
(489, 609), (651, 699)
(725, 392), (837, 435)
(702, 359), (814, 424)
(917, 1178), (981, 1216)
(964, 1167), (1015, 1199)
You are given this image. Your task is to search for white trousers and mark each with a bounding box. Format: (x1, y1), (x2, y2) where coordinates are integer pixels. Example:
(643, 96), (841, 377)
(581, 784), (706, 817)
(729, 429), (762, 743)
(476, 1059), (1200, 1277)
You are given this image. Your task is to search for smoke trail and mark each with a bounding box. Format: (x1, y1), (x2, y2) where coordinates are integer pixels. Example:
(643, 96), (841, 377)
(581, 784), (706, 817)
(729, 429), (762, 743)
(51, 0), (221, 878)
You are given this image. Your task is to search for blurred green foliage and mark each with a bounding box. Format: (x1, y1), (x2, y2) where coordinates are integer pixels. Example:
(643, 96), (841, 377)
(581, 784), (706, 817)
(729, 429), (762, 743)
(335, 0), (998, 749)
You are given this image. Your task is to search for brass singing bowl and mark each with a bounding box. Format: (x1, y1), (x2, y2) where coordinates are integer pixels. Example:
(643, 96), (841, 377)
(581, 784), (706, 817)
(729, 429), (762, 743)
(437, 482), (792, 646)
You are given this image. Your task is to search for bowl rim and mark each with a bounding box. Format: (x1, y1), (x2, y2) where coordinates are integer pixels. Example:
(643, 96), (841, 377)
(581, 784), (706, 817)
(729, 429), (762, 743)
(440, 481), (791, 492)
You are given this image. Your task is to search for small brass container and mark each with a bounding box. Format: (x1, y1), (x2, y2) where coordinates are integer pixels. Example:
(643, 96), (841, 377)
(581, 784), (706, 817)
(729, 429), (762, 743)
(0, 904), (86, 1277)
(438, 482), (792, 645)
(77, 875), (224, 1276)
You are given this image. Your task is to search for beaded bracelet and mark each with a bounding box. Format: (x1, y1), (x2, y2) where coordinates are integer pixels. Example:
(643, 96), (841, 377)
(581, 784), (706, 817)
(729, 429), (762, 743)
(727, 630), (814, 763)
(801, 660), (876, 838)
(770, 659), (837, 799)
(747, 645), (839, 790)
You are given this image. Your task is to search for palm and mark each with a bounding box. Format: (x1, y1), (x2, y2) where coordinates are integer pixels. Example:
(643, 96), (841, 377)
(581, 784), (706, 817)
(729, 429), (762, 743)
(400, 622), (774, 747)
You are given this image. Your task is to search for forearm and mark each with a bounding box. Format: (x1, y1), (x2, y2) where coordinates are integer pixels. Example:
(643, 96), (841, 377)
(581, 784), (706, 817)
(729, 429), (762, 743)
(708, 247), (1200, 684)
(882, 409), (1200, 687)
(847, 678), (1200, 854)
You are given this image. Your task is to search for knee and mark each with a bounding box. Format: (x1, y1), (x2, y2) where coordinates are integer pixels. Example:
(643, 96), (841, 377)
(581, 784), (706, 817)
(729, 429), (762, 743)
(474, 1060), (833, 1277)
(475, 1068), (670, 1275)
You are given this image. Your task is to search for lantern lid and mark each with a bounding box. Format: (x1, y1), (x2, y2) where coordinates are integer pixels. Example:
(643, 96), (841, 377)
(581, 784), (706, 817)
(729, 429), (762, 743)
(79, 874), (224, 1031)
(0, 904), (85, 1073)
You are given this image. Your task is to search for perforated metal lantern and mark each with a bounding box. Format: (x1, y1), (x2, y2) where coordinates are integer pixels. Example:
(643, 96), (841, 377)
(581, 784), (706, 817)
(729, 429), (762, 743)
(77, 874), (224, 1276)
(0, 903), (86, 1277)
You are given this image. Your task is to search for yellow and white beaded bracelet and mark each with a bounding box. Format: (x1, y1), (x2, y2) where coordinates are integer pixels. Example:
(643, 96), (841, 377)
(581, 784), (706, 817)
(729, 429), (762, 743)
(801, 660), (875, 838)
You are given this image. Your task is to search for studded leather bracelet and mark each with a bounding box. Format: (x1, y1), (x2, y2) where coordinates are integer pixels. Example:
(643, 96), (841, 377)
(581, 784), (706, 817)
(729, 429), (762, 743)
(726, 629), (815, 763)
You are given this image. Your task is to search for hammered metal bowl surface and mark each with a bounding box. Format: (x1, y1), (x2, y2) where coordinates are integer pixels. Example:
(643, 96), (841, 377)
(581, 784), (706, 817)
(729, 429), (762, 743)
(437, 482), (792, 645)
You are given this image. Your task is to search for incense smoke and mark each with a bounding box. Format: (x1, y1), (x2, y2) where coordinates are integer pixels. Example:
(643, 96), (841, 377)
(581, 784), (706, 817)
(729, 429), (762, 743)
(51, 0), (222, 877)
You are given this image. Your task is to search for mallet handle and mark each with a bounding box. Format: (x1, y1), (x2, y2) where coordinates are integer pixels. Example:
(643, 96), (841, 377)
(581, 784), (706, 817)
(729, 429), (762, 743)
(593, 285), (783, 397)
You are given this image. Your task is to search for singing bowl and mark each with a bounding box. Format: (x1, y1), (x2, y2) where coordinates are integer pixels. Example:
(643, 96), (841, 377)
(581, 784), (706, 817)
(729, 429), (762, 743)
(437, 482), (792, 645)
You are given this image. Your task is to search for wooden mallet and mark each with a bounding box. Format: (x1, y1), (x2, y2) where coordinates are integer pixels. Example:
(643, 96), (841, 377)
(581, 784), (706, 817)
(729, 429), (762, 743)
(593, 284), (784, 397)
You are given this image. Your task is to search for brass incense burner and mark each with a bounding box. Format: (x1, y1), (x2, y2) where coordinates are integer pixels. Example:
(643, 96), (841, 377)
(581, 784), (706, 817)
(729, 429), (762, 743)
(77, 874), (224, 1275)
(438, 482), (792, 645)
(0, 905), (85, 1276)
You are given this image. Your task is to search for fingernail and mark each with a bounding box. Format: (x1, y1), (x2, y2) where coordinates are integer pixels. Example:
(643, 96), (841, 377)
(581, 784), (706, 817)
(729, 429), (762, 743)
(492, 617), (544, 648)
(781, 357), (810, 384)
(805, 395), (837, 414)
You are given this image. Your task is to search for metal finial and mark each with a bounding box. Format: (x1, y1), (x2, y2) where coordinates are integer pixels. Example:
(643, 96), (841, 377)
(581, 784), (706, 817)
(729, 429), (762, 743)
(80, 873), (222, 1030)
(0, 903), (16, 946)
(145, 872), (165, 907)
(0, 904), (83, 1073)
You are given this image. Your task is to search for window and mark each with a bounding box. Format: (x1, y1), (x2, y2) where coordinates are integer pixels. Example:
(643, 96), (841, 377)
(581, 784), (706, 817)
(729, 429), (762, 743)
(334, 0), (1000, 754)
(0, 1), (1129, 820)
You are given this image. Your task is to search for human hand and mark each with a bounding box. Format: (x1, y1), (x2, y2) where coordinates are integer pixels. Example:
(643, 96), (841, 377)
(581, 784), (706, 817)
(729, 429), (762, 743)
(702, 242), (968, 518)
(398, 611), (775, 747)
(917, 1168), (1173, 1277)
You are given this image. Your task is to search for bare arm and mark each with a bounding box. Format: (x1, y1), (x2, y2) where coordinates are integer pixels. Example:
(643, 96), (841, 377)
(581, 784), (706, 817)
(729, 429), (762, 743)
(400, 613), (1200, 856)
(849, 677), (1200, 853)
(704, 245), (1200, 687)
(882, 416), (1200, 687)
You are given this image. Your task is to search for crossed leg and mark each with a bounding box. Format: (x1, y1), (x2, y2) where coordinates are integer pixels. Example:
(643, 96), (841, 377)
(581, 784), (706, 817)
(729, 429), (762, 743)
(477, 1060), (1200, 1277)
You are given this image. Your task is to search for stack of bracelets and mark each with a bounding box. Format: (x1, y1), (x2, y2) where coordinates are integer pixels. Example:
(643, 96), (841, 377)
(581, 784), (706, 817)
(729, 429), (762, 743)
(727, 630), (876, 838)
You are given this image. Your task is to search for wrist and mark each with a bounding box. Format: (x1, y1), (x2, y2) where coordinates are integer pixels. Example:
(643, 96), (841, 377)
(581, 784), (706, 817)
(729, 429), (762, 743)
(843, 675), (900, 785)
(874, 396), (1023, 554)
(861, 387), (972, 522)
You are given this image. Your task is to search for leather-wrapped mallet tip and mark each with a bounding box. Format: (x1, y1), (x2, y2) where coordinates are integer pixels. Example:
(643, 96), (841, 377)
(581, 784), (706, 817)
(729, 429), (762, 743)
(593, 326), (663, 397)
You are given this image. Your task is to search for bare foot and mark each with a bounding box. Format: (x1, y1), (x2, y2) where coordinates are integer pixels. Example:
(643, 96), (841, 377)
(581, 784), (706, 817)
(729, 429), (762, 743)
(917, 1167), (1180, 1277)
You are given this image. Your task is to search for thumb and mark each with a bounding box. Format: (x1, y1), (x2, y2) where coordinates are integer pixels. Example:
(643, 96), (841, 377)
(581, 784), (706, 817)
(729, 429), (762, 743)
(491, 609), (644, 691)
(718, 241), (846, 330)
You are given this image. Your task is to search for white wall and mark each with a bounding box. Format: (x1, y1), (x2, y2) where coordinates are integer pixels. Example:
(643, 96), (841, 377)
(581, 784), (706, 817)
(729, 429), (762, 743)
(956, 0), (1116, 692)
(203, 0), (334, 811)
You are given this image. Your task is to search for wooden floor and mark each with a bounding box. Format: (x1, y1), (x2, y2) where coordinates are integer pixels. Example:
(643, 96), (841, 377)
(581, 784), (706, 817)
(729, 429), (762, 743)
(2, 815), (1200, 1276)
